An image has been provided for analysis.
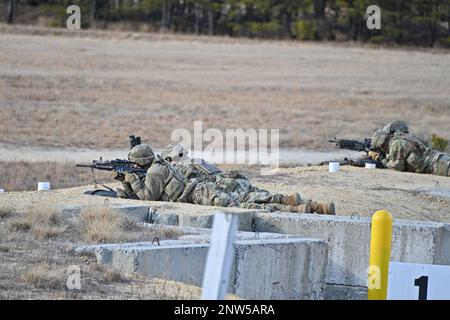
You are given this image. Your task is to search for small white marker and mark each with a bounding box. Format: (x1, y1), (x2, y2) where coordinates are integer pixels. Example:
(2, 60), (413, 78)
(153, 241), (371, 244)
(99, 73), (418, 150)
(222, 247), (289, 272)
(365, 163), (376, 169)
(329, 162), (340, 172)
(37, 182), (51, 191)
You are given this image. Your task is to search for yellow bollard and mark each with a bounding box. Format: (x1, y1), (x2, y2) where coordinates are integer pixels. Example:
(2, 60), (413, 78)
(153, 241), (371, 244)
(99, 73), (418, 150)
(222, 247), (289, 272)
(368, 210), (393, 300)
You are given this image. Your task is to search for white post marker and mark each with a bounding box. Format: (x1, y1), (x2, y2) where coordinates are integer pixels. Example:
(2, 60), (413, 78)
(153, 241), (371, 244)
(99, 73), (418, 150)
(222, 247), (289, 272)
(201, 212), (239, 300)
(388, 262), (450, 300)
(37, 182), (51, 191)
(329, 162), (340, 172)
(365, 163), (376, 169)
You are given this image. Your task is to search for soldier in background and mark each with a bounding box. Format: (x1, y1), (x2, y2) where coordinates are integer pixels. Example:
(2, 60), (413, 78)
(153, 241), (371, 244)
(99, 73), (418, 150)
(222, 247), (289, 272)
(160, 142), (336, 214)
(368, 120), (450, 176)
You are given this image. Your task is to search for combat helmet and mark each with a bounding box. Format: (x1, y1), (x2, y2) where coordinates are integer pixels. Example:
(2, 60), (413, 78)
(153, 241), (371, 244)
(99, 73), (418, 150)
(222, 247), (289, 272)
(161, 141), (189, 163)
(382, 120), (409, 134)
(128, 144), (155, 166)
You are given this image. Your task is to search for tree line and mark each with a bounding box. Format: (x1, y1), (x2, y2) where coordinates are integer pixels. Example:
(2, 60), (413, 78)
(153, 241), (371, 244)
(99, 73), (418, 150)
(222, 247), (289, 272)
(3, 0), (450, 48)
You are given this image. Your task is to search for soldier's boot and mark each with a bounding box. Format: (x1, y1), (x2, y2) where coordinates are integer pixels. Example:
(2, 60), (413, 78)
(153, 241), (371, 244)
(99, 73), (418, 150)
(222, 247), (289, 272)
(281, 192), (302, 206)
(309, 200), (336, 215)
(293, 199), (311, 213)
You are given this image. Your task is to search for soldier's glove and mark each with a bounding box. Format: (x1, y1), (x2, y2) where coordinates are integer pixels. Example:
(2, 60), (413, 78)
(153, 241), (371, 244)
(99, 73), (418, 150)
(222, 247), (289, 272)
(124, 173), (140, 184)
(368, 151), (380, 160)
(112, 171), (125, 182)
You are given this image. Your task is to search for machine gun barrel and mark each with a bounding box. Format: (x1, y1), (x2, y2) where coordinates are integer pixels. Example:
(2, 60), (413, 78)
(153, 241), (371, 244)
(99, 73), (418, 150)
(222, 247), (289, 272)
(76, 160), (147, 176)
(329, 138), (371, 152)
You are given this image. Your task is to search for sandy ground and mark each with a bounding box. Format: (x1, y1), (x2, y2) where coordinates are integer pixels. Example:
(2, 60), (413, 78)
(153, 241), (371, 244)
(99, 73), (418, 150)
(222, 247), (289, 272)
(1, 25), (450, 150)
(253, 166), (450, 222)
(1, 164), (450, 299)
(2, 165), (450, 222)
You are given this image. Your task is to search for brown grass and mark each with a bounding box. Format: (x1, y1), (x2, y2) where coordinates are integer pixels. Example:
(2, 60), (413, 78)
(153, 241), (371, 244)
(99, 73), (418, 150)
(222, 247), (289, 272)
(27, 205), (66, 241)
(0, 161), (111, 192)
(7, 202), (183, 244)
(80, 206), (133, 243)
(0, 29), (449, 152)
(9, 204), (66, 240)
(0, 205), (16, 219)
(9, 219), (32, 233)
(103, 269), (124, 283)
(80, 206), (183, 244)
(0, 202), (194, 299)
(23, 264), (64, 290)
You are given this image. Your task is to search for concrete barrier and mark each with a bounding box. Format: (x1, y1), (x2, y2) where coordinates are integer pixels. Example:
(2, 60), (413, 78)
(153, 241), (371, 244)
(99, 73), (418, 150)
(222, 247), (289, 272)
(77, 234), (328, 300)
(253, 212), (450, 297)
(65, 202), (450, 299)
(146, 209), (450, 298)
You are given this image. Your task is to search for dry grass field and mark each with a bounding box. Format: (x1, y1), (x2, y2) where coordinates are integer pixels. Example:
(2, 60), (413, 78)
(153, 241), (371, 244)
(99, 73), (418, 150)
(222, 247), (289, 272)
(1, 25), (450, 299)
(0, 161), (111, 191)
(0, 202), (201, 299)
(1, 24), (450, 150)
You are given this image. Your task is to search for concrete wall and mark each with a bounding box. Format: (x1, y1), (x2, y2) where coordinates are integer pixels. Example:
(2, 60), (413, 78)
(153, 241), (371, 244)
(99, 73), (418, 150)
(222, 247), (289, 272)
(148, 209), (450, 298)
(253, 212), (450, 296)
(66, 202), (450, 299)
(77, 236), (328, 300)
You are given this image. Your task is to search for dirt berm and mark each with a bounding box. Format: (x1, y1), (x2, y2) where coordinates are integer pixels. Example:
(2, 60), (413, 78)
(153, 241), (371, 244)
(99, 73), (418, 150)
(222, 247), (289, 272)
(2, 165), (450, 222)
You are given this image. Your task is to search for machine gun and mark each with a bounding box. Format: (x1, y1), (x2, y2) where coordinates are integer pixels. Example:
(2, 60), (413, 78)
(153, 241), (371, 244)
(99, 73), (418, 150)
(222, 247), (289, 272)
(328, 138), (372, 153)
(76, 158), (147, 191)
(76, 158), (147, 176)
(77, 135), (144, 194)
(328, 137), (385, 168)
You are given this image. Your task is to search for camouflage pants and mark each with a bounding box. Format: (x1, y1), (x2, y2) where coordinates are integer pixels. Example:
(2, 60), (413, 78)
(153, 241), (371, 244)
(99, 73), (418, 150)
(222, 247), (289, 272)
(187, 179), (290, 212)
(188, 181), (239, 207)
(214, 175), (285, 204)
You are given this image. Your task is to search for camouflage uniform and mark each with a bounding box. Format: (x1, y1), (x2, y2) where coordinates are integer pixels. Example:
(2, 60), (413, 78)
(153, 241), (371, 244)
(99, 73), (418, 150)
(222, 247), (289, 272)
(161, 142), (284, 201)
(161, 143), (335, 214)
(371, 122), (450, 176)
(174, 160), (286, 205)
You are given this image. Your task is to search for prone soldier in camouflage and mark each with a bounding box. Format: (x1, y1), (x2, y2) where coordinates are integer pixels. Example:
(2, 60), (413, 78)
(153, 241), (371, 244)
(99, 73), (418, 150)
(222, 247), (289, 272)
(114, 144), (241, 207)
(368, 120), (450, 176)
(114, 144), (328, 213)
(160, 141), (336, 214)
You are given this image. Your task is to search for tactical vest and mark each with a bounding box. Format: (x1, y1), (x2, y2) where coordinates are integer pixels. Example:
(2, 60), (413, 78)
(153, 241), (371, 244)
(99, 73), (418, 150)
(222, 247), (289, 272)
(392, 133), (431, 172)
(156, 155), (187, 202)
(175, 158), (221, 182)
